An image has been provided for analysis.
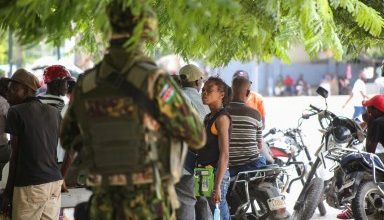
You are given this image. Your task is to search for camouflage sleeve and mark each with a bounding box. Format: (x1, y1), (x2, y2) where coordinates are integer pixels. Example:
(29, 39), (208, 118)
(154, 74), (205, 150)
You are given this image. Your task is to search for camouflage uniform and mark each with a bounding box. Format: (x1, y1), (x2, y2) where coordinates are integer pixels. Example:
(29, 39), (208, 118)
(60, 44), (205, 220)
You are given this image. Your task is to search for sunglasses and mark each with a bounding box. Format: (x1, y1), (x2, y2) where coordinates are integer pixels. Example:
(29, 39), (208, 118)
(201, 88), (221, 94)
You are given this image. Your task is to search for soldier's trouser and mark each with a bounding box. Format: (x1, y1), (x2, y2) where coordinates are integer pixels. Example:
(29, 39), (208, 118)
(12, 180), (63, 220)
(175, 173), (196, 220)
(89, 185), (174, 220)
(195, 197), (213, 220)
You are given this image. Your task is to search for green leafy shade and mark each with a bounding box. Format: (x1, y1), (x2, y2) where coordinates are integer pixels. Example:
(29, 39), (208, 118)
(0, 0), (383, 66)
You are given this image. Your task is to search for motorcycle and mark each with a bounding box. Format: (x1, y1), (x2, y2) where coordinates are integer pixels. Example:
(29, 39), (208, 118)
(263, 126), (327, 216)
(263, 128), (297, 167)
(291, 86), (366, 220)
(226, 164), (295, 219)
(324, 147), (384, 219)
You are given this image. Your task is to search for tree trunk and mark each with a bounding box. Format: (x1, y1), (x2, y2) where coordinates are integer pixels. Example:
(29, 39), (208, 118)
(15, 39), (22, 68)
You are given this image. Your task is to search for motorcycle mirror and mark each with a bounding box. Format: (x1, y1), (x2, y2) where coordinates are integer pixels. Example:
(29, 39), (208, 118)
(316, 87), (329, 98)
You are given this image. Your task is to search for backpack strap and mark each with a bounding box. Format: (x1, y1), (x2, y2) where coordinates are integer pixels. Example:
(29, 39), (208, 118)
(79, 60), (161, 118)
(80, 66), (99, 94)
(126, 61), (164, 99)
(104, 64), (160, 118)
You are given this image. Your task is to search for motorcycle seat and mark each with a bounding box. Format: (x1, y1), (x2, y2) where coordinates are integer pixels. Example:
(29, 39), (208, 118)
(341, 152), (384, 171)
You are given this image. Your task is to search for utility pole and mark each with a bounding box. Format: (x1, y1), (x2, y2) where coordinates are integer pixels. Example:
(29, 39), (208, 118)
(7, 30), (13, 77)
(57, 46), (61, 60)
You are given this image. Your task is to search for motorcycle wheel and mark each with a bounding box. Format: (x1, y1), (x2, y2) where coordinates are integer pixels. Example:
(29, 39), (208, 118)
(251, 183), (290, 220)
(298, 177), (325, 220)
(352, 181), (384, 220)
(248, 198), (269, 220)
(227, 185), (269, 219)
(227, 184), (248, 217)
(228, 197), (276, 220)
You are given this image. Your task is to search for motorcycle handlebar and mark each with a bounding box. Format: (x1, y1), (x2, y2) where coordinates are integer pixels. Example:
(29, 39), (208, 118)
(263, 128), (300, 139)
(263, 128), (276, 138)
(263, 128), (288, 138)
(302, 111), (318, 119)
(309, 104), (322, 112)
(307, 104), (337, 119)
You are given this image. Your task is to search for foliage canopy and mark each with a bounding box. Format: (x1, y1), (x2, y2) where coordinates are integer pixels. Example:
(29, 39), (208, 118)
(0, 0), (383, 66)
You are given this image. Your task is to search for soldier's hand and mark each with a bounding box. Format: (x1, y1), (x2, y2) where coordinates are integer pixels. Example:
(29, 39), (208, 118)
(211, 187), (221, 204)
(61, 181), (69, 193)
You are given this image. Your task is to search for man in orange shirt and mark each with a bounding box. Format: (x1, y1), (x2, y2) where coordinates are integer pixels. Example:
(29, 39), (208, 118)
(233, 70), (266, 128)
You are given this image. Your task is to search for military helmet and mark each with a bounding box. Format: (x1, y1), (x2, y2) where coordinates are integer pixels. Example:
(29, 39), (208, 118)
(107, 1), (158, 42)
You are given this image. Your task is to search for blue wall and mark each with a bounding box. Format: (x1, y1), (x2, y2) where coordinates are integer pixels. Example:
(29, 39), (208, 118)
(213, 59), (367, 96)
(210, 60), (259, 91)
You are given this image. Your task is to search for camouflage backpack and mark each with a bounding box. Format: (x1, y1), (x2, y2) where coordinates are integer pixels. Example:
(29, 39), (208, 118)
(71, 59), (187, 203)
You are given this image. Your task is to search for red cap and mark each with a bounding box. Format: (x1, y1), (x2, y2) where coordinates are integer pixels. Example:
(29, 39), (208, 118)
(43, 65), (71, 84)
(362, 95), (384, 112)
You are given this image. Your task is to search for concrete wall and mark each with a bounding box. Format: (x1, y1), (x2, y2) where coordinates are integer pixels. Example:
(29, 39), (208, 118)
(209, 60), (259, 91)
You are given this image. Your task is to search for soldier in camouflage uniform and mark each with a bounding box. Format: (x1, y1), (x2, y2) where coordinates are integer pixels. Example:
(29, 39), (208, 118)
(60, 2), (205, 220)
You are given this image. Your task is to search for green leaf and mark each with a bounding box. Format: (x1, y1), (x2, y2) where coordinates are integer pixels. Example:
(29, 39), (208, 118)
(0, 0), (383, 66)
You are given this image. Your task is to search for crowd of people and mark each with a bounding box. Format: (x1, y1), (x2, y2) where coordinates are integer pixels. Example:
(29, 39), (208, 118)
(0, 2), (383, 220)
(274, 73), (352, 97)
(0, 58), (269, 220)
(274, 74), (311, 96)
(0, 66), (74, 219)
(175, 66), (384, 220)
(174, 64), (267, 220)
(0, 62), (383, 220)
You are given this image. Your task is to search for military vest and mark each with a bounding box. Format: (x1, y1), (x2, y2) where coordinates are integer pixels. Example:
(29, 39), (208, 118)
(73, 60), (169, 179)
(71, 58), (188, 210)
